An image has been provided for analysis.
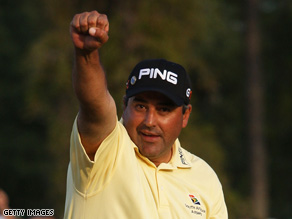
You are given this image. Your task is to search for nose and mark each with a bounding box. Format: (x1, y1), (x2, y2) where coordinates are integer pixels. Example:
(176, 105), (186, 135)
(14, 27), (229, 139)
(144, 108), (157, 127)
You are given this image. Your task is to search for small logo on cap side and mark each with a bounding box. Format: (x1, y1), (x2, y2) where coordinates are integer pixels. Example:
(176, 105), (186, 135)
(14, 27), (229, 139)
(186, 88), (192, 99)
(130, 76), (137, 85)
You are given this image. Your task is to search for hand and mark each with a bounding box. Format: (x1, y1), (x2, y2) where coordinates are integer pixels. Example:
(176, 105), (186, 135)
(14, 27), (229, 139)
(70, 11), (109, 51)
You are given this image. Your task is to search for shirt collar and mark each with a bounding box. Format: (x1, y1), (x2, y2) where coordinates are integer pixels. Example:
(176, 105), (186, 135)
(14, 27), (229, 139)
(133, 138), (192, 170)
(168, 139), (192, 169)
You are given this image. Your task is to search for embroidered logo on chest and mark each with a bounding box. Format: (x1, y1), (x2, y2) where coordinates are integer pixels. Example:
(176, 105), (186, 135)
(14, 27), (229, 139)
(189, 194), (200, 205)
(185, 194), (206, 216)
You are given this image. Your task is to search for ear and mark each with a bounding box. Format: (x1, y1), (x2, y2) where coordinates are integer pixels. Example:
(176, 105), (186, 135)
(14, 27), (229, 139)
(182, 104), (192, 128)
(122, 95), (127, 111)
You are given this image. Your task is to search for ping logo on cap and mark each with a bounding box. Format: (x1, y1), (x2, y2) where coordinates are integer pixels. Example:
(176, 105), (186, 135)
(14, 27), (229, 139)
(138, 68), (178, 85)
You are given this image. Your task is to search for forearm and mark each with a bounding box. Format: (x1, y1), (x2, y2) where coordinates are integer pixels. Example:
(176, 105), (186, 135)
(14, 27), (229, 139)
(73, 47), (117, 158)
(73, 49), (109, 119)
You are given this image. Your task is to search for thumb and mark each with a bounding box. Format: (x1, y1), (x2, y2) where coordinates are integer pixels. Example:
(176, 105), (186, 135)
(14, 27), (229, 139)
(88, 27), (109, 45)
(89, 27), (97, 36)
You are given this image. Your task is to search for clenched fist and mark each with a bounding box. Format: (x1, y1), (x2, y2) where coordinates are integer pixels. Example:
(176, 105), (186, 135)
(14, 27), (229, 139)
(70, 11), (109, 51)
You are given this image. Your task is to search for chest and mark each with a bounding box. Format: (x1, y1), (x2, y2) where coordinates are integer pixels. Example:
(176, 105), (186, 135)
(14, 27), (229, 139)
(137, 165), (209, 218)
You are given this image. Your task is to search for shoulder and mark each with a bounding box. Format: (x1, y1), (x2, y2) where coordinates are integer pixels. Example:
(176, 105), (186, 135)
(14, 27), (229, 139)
(181, 146), (221, 183)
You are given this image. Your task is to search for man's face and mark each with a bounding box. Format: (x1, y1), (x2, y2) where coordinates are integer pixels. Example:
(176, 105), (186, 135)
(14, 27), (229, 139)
(122, 91), (191, 166)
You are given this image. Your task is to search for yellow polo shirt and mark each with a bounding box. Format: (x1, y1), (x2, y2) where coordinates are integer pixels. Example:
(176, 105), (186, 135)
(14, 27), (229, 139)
(64, 117), (228, 219)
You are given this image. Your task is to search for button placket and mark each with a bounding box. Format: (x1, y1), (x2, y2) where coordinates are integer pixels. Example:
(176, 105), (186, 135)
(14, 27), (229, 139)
(156, 169), (169, 207)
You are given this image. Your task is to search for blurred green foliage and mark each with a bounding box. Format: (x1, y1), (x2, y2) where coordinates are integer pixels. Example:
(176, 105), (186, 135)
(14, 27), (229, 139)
(0, 0), (291, 218)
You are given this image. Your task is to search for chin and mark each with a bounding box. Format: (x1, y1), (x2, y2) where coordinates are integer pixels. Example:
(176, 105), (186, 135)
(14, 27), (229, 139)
(140, 148), (161, 159)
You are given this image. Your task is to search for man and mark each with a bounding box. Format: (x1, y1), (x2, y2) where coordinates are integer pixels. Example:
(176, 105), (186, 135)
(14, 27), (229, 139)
(64, 10), (228, 219)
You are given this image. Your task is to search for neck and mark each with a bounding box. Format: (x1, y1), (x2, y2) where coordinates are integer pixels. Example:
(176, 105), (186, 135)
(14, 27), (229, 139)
(151, 147), (173, 167)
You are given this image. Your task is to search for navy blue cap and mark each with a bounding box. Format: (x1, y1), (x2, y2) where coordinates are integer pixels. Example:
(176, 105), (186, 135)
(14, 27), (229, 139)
(126, 59), (192, 106)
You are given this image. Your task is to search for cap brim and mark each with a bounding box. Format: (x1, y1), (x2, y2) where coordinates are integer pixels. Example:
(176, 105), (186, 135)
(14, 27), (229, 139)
(126, 86), (184, 106)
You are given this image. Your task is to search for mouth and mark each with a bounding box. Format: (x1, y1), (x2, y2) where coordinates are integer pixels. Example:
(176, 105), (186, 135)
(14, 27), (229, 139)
(139, 130), (161, 142)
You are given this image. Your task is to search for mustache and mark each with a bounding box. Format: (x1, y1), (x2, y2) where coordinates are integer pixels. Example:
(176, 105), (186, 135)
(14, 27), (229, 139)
(137, 125), (162, 136)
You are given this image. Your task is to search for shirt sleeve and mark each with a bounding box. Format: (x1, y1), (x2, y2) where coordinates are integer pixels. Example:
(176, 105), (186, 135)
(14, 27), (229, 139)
(209, 178), (228, 219)
(69, 115), (122, 195)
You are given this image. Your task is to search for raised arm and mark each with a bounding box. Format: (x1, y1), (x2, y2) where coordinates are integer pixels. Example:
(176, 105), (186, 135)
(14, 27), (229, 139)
(70, 11), (116, 160)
